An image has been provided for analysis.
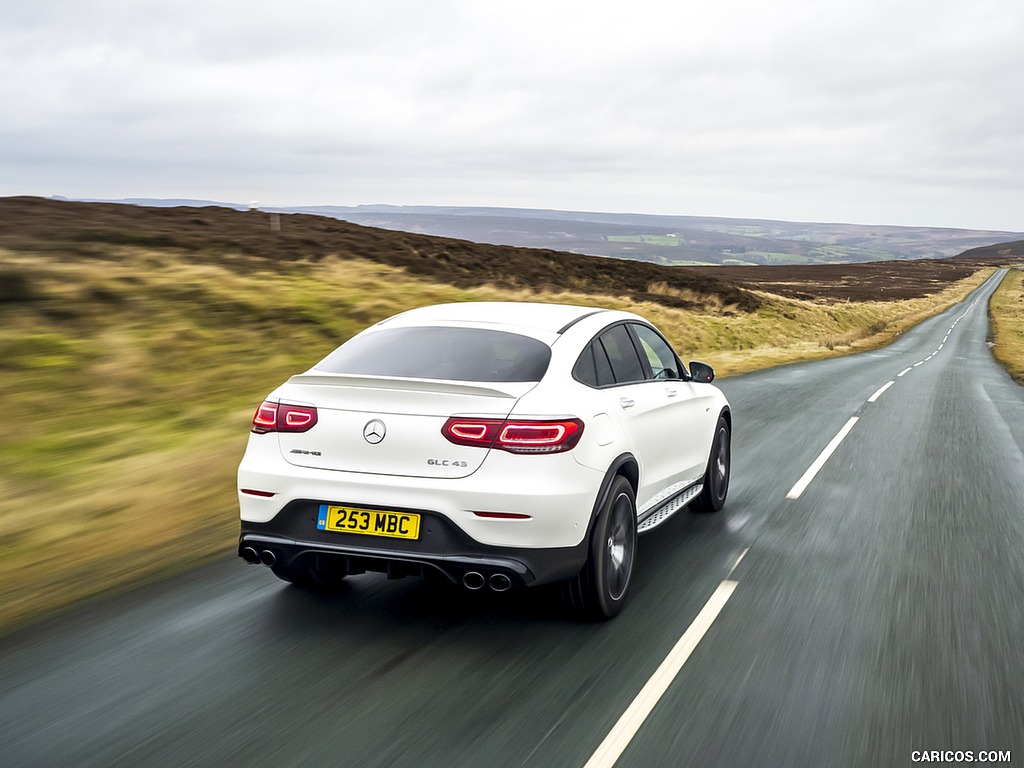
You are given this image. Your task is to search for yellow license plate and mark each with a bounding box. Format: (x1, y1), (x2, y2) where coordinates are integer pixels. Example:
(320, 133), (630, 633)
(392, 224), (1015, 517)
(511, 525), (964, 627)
(316, 504), (420, 540)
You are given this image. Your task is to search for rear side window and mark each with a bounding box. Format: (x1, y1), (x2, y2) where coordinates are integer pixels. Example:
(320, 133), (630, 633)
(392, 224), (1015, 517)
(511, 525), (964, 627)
(599, 325), (646, 384)
(315, 327), (551, 382)
(573, 341), (616, 387)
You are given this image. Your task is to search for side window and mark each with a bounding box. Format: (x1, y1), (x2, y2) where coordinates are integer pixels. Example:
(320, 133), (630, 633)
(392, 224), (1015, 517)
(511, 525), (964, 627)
(599, 325), (646, 384)
(572, 344), (598, 386)
(572, 340), (616, 387)
(593, 341), (615, 386)
(631, 324), (681, 380)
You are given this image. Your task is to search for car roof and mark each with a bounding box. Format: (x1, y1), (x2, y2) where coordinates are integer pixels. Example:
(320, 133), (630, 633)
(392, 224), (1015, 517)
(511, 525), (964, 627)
(376, 302), (616, 335)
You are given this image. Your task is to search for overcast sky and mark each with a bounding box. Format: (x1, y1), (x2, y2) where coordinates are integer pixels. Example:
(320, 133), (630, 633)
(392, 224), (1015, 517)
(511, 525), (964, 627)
(2, 0), (1023, 230)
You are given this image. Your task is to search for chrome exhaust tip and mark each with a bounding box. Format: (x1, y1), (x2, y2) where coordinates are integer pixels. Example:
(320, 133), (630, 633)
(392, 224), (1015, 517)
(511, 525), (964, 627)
(463, 571), (485, 590)
(241, 547), (260, 564)
(259, 549), (277, 567)
(489, 573), (512, 592)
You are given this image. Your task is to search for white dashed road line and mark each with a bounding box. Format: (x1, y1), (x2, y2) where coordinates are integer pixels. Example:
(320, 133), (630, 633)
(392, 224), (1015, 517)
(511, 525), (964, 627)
(583, 580), (738, 768)
(785, 292), (982, 502)
(868, 381), (895, 403)
(786, 417), (860, 500)
(727, 548), (750, 577)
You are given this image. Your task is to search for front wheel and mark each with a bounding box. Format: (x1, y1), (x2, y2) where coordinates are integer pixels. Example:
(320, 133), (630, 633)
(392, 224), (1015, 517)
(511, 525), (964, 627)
(692, 415), (730, 513)
(565, 475), (637, 620)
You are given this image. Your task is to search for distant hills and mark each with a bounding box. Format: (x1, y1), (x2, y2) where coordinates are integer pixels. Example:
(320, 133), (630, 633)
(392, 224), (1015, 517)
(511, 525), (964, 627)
(56, 197), (1024, 267)
(263, 204), (1024, 266)
(9, 196), (758, 311)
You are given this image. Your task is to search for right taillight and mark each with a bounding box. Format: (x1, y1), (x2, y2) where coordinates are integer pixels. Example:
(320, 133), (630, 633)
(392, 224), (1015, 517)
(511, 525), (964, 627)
(251, 401), (319, 434)
(442, 417), (584, 454)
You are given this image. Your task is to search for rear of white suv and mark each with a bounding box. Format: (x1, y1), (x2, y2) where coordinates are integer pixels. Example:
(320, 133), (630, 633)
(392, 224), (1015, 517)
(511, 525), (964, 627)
(238, 302), (731, 618)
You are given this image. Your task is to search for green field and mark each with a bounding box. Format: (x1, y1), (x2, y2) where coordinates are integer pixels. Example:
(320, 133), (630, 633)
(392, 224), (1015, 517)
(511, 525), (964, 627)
(749, 252), (816, 264)
(606, 234), (680, 247)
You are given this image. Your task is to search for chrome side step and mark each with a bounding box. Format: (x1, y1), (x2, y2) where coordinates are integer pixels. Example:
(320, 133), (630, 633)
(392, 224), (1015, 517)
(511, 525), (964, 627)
(637, 483), (703, 534)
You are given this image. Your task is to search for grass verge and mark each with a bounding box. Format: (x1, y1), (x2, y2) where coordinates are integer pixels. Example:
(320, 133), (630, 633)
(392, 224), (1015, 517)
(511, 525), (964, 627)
(989, 267), (1024, 385)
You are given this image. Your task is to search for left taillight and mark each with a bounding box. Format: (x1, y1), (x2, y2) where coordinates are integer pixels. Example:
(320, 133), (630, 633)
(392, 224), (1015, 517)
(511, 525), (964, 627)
(442, 417), (584, 454)
(251, 401), (318, 434)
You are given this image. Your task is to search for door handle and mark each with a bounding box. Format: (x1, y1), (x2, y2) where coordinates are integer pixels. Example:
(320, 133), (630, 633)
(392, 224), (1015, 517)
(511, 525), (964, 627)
(665, 388), (678, 398)
(619, 398), (635, 409)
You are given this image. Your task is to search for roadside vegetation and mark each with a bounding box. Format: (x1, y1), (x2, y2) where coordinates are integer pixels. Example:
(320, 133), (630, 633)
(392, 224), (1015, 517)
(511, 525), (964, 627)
(989, 267), (1024, 385)
(0, 199), (1020, 633)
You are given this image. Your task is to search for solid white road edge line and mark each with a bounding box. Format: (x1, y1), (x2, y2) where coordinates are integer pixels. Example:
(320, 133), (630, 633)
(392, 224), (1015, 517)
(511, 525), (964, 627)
(868, 381), (895, 403)
(786, 417), (860, 500)
(898, 367), (913, 377)
(582, 580), (738, 768)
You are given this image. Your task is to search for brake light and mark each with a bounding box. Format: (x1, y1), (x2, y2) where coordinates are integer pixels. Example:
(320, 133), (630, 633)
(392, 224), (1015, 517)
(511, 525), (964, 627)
(443, 419), (505, 446)
(442, 417), (584, 454)
(251, 401), (319, 434)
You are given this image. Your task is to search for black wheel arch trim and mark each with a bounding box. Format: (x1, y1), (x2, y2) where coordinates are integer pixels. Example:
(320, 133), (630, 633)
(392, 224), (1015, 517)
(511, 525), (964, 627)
(719, 406), (732, 431)
(588, 453), (639, 531)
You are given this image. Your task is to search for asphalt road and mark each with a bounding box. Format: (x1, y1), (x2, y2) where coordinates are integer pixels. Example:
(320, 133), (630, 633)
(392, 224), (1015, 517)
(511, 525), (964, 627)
(3, 270), (1023, 768)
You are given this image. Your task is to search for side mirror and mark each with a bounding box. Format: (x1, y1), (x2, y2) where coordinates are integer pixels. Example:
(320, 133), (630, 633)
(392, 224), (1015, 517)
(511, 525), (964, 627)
(689, 361), (715, 383)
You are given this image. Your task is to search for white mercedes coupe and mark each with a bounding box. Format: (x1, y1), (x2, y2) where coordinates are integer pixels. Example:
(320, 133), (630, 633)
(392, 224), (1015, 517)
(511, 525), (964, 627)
(237, 302), (731, 618)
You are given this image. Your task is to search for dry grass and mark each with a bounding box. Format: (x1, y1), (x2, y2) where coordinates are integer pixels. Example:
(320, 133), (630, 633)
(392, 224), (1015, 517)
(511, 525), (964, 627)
(989, 268), (1024, 385)
(628, 269), (995, 377)
(0, 251), (482, 631)
(0, 244), (1003, 633)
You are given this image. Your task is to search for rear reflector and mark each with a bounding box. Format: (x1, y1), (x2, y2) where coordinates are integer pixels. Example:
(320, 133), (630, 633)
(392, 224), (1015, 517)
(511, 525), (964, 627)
(251, 401), (319, 434)
(442, 417), (584, 454)
(472, 511), (532, 520)
(240, 488), (276, 498)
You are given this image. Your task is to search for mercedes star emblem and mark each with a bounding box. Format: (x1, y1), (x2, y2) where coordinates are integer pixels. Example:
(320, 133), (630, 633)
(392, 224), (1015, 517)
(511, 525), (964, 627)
(363, 419), (386, 444)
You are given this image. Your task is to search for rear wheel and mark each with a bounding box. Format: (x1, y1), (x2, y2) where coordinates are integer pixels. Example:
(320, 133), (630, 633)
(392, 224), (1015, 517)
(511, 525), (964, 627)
(272, 555), (347, 590)
(565, 475), (637, 620)
(692, 416), (730, 513)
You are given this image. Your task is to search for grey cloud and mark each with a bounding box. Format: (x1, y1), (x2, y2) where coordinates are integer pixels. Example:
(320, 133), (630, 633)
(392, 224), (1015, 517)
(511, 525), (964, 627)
(1, 0), (1022, 229)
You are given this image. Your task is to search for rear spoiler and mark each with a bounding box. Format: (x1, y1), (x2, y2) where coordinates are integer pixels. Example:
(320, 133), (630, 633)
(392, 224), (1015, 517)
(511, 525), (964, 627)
(285, 373), (529, 399)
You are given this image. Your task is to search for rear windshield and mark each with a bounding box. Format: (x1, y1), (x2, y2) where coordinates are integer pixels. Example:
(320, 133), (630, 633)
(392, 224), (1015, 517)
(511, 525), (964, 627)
(315, 327), (552, 382)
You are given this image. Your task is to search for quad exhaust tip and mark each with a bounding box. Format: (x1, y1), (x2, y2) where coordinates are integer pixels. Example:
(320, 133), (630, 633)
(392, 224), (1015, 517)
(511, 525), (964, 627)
(489, 573), (512, 592)
(240, 547), (277, 567)
(463, 571), (513, 591)
(463, 571), (486, 590)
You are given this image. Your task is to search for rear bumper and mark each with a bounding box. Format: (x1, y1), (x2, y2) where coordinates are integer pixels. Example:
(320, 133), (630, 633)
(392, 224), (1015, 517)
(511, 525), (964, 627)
(238, 434), (602, 549)
(238, 500), (589, 588)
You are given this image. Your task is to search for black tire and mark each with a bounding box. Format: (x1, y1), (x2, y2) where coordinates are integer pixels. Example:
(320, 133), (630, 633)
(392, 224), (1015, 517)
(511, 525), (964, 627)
(692, 415), (730, 513)
(565, 475), (637, 620)
(271, 555), (347, 591)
